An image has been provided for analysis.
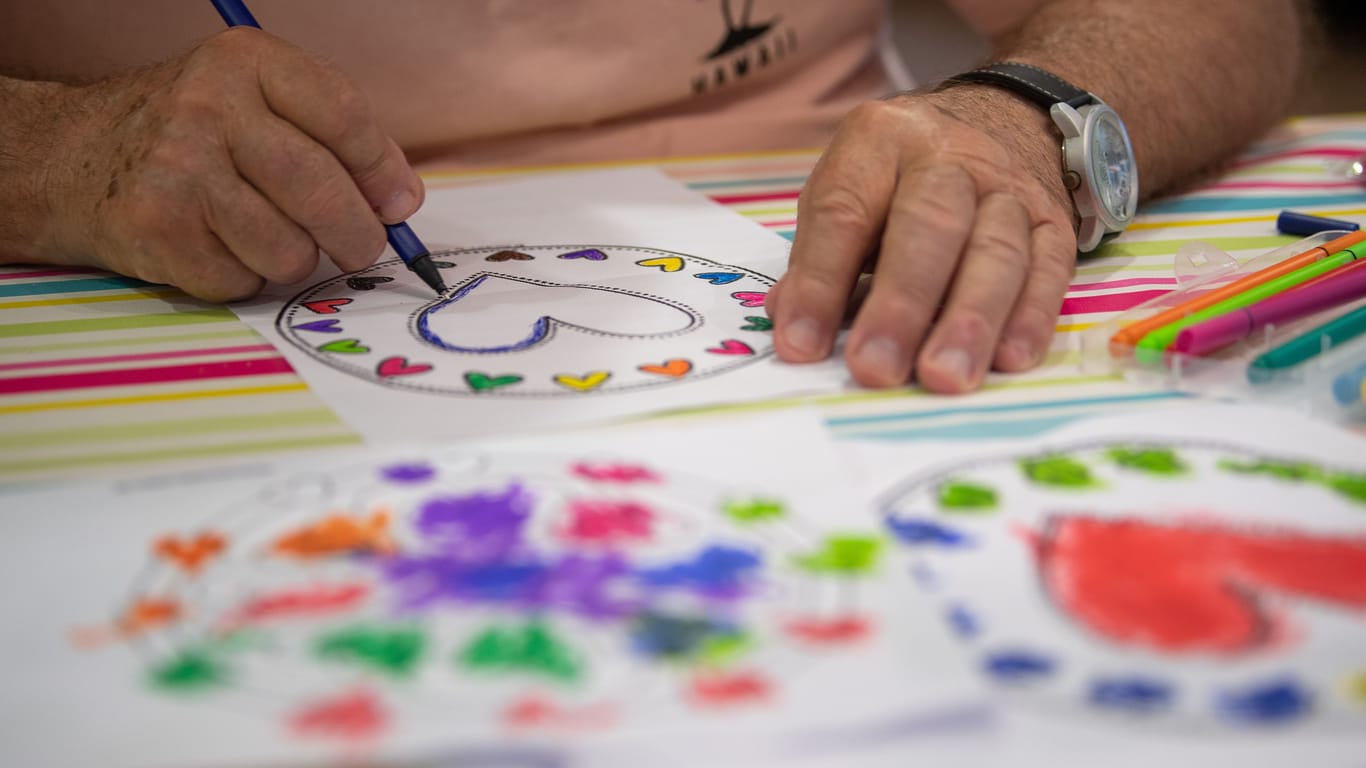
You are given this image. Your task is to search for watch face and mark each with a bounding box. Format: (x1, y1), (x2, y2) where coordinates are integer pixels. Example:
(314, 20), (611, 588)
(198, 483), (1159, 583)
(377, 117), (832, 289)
(1088, 111), (1136, 223)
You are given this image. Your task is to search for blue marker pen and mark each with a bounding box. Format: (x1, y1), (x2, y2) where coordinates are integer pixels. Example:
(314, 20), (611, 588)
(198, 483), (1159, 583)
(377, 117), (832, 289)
(208, 0), (447, 297)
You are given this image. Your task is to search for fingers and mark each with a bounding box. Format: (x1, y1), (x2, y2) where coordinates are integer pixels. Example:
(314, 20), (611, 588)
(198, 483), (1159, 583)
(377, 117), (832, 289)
(200, 172), (320, 285)
(251, 34), (424, 222)
(771, 106), (899, 363)
(229, 113), (387, 272)
(165, 230), (266, 304)
(915, 192), (1031, 392)
(843, 164), (978, 387)
(993, 218), (1075, 371)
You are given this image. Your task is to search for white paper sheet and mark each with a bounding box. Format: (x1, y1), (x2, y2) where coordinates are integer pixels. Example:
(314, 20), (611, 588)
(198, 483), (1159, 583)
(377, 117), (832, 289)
(230, 168), (849, 443)
(845, 403), (1366, 766)
(0, 411), (983, 768)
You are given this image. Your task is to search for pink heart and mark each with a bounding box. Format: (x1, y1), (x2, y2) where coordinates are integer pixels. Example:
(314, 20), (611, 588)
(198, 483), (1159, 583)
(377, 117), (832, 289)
(376, 356), (433, 378)
(706, 339), (755, 356)
(731, 291), (766, 308)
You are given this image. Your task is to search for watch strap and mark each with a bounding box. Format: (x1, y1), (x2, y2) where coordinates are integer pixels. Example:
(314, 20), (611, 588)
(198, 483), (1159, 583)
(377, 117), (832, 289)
(945, 62), (1095, 110)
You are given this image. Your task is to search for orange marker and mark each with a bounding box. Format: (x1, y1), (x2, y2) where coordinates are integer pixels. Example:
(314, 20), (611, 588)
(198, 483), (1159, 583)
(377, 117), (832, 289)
(1110, 230), (1366, 355)
(272, 510), (395, 560)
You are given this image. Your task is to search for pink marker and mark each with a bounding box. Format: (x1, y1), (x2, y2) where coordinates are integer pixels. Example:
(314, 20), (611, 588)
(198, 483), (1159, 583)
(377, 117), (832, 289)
(1174, 257), (1366, 356)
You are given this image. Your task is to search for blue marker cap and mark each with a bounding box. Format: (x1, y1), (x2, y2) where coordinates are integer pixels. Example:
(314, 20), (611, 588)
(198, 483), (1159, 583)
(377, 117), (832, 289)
(1331, 360), (1366, 406)
(1276, 210), (1361, 237)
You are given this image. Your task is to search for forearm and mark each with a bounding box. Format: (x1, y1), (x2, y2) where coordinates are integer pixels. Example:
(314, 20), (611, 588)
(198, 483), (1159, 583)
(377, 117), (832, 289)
(967, 0), (1303, 199)
(0, 76), (71, 265)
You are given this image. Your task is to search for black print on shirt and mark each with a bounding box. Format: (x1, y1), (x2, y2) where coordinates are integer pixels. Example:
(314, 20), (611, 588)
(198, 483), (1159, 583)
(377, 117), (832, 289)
(691, 0), (798, 95)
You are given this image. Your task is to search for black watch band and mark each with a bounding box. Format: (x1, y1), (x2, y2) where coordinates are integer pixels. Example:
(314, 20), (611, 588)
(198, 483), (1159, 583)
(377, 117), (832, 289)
(944, 62), (1095, 110)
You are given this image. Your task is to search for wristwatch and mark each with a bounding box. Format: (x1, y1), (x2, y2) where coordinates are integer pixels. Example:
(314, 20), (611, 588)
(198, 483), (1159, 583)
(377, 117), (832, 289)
(944, 62), (1139, 252)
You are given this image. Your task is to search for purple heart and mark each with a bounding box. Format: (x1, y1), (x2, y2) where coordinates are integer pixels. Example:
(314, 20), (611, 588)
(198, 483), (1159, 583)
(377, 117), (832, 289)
(293, 319), (342, 333)
(558, 248), (608, 261)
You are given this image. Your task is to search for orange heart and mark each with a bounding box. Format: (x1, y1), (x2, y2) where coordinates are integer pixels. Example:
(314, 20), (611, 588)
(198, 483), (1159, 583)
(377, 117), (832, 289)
(154, 532), (227, 575)
(638, 359), (692, 377)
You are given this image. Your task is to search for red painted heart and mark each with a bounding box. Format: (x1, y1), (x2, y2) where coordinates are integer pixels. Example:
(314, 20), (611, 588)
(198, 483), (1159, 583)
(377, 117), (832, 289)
(731, 292), (766, 308)
(706, 339), (755, 356)
(302, 298), (353, 315)
(376, 356), (433, 378)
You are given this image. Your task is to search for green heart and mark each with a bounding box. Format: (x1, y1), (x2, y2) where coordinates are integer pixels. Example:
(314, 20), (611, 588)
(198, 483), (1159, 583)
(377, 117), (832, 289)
(465, 371), (524, 391)
(318, 338), (370, 354)
(740, 316), (773, 332)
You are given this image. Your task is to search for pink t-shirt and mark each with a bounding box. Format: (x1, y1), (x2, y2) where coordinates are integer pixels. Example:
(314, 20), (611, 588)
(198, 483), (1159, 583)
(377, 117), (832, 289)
(0, 1), (901, 169)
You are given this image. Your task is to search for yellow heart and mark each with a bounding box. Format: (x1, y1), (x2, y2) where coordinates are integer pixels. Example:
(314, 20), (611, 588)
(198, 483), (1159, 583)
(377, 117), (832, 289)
(636, 256), (684, 273)
(554, 371), (611, 392)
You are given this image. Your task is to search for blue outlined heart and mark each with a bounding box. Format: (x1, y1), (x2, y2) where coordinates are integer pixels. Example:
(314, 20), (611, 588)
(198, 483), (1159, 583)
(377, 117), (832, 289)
(695, 272), (743, 285)
(416, 274), (695, 354)
(293, 319), (343, 333)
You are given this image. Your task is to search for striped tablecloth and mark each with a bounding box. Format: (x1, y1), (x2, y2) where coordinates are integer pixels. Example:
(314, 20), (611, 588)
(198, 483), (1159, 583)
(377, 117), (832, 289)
(3, 114), (1365, 483)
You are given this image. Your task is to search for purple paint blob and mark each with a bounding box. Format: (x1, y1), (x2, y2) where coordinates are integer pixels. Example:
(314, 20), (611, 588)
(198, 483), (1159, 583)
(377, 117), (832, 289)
(416, 482), (534, 558)
(380, 462), (437, 485)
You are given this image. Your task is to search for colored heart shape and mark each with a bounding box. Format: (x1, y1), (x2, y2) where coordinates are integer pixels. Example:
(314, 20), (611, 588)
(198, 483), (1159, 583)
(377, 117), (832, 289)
(1036, 516), (1366, 653)
(377, 356), (433, 378)
(559, 248), (608, 261)
(695, 272), (743, 285)
(154, 532), (227, 576)
(302, 298), (353, 315)
(465, 371), (524, 391)
(293, 319), (343, 334)
(486, 250), (535, 262)
(706, 339), (755, 356)
(431, 261), (456, 269)
(553, 371), (611, 392)
(731, 291), (766, 308)
(740, 316), (773, 332)
(638, 359), (693, 377)
(636, 256), (685, 273)
(345, 276), (393, 291)
(319, 338), (370, 354)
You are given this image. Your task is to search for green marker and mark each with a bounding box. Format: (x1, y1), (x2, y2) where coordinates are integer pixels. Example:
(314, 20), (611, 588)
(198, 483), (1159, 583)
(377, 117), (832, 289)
(1134, 243), (1366, 364)
(1247, 302), (1366, 383)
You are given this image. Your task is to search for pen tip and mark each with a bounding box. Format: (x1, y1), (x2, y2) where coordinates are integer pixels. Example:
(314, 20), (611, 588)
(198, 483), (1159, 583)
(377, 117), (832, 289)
(410, 255), (448, 296)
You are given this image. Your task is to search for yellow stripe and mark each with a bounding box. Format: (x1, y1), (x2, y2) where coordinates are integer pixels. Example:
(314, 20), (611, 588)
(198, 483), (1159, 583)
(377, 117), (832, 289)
(0, 382), (311, 415)
(1055, 322), (1096, 333)
(0, 287), (184, 309)
(1131, 207), (1366, 231)
(420, 147), (824, 182)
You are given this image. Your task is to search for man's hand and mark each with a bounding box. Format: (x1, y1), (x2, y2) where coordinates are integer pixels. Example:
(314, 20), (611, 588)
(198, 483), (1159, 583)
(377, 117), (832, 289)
(29, 27), (423, 302)
(767, 86), (1078, 394)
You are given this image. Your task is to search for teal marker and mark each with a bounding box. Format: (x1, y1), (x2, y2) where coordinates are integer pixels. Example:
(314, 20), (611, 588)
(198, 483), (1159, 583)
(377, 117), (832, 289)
(1134, 243), (1366, 364)
(1249, 303), (1366, 383)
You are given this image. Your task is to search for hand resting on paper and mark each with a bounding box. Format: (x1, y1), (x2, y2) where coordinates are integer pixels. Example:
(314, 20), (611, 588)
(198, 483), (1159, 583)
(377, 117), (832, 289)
(0, 27), (423, 302)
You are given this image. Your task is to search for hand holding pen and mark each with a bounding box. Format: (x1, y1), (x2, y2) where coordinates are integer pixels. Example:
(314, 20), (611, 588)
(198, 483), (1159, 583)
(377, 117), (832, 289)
(22, 1), (434, 302)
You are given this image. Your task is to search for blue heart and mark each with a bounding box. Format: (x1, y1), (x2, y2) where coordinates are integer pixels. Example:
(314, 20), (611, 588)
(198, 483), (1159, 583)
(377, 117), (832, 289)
(293, 319), (343, 333)
(695, 272), (742, 285)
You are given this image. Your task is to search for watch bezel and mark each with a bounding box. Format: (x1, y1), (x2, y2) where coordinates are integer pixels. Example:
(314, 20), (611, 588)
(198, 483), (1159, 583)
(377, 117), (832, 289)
(1054, 102), (1139, 251)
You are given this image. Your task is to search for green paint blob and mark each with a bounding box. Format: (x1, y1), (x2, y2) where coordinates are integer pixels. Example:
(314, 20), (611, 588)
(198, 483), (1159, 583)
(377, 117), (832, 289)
(937, 480), (998, 511)
(1321, 472), (1366, 504)
(723, 498), (786, 524)
(1107, 447), (1188, 476)
(794, 534), (883, 576)
(459, 622), (581, 682)
(316, 625), (426, 677)
(740, 316), (773, 332)
(1218, 458), (1320, 482)
(149, 651), (229, 692)
(1019, 455), (1096, 488)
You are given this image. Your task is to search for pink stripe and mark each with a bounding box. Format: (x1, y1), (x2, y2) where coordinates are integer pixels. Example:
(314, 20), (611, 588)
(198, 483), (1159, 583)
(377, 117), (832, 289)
(761, 219), (798, 228)
(0, 357), (295, 396)
(1069, 277), (1178, 292)
(0, 268), (103, 281)
(1194, 179), (1365, 193)
(708, 190), (802, 205)
(1059, 289), (1173, 316)
(0, 344), (278, 373)
(1230, 146), (1366, 170)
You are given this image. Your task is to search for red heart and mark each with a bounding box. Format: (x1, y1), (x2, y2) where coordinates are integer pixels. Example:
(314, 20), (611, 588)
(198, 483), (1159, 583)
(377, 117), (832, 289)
(731, 292), (767, 308)
(154, 532), (227, 575)
(706, 339), (755, 356)
(1034, 516), (1366, 654)
(638, 359), (692, 377)
(302, 298), (353, 315)
(376, 356), (433, 378)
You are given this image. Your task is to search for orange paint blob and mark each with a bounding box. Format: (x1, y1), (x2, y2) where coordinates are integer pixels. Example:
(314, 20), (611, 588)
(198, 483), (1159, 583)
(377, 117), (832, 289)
(272, 510), (395, 560)
(71, 597), (183, 648)
(153, 532), (227, 575)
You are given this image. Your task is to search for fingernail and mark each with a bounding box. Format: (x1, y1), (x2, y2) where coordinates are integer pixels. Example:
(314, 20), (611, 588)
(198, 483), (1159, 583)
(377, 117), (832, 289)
(783, 316), (826, 358)
(856, 336), (905, 382)
(379, 188), (418, 221)
(931, 347), (974, 384)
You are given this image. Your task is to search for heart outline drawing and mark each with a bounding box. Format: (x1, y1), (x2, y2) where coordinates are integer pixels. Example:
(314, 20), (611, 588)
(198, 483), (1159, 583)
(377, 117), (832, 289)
(464, 371), (525, 391)
(636, 256), (685, 273)
(731, 292), (766, 308)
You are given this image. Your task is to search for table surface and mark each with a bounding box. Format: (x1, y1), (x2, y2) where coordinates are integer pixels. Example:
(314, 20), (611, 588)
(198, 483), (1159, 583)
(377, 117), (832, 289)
(4, 114), (1365, 484)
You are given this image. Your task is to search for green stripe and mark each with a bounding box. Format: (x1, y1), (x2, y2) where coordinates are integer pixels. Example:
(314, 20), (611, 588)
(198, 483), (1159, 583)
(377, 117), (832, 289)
(0, 328), (262, 356)
(0, 409), (346, 450)
(1090, 235), (1295, 260)
(0, 433), (361, 477)
(0, 309), (237, 338)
